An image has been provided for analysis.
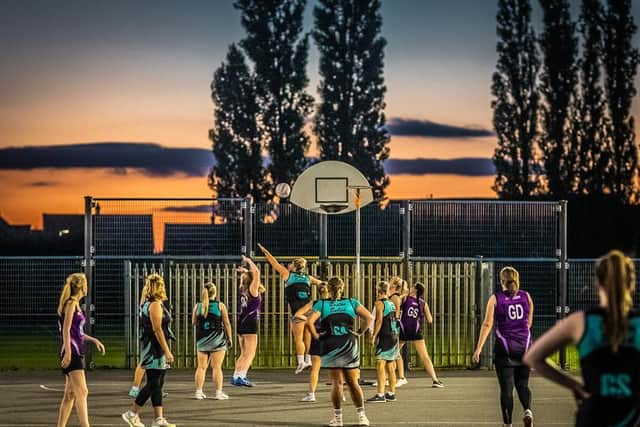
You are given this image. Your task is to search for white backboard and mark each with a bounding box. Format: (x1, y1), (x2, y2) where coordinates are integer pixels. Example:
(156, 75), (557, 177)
(290, 161), (373, 214)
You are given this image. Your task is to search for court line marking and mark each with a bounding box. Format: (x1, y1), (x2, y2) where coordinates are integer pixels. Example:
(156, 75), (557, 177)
(39, 384), (63, 392)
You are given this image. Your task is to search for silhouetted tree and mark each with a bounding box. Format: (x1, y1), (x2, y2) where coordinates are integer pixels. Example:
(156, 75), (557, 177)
(575, 0), (610, 196)
(208, 44), (266, 202)
(235, 0), (314, 195)
(314, 0), (390, 201)
(602, 0), (639, 202)
(539, 0), (579, 198)
(492, 0), (541, 198)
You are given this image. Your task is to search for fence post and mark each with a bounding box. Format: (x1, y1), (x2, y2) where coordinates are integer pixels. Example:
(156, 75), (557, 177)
(83, 195), (95, 369)
(124, 260), (132, 369)
(243, 197), (254, 257)
(558, 200), (569, 369)
(401, 200), (412, 370)
(478, 259), (494, 369)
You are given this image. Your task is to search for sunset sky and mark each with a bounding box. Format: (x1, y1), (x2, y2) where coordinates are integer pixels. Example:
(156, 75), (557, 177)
(1, 0), (638, 229)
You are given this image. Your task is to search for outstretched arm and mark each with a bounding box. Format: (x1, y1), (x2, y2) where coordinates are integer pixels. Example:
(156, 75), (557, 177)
(242, 255), (262, 297)
(257, 243), (289, 279)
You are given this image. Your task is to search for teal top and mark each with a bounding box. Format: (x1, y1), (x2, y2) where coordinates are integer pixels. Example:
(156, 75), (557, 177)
(196, 301), (221, 317)
(313, 298), (361, 319)
(286, 272), (311, 287)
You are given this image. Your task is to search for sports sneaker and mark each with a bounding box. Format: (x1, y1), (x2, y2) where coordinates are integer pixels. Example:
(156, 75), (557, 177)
(366, 394), (386, 403)
(235, 377), (254, 387)
(122, 411), (145, 427)
(151, 417), (175, 427)
(432, 380), (444, 388)
(128, 387), (140, 398)
(358, 413), (370, 426)
(213, 391), (229, 400)
(358, 378), (375, 386)
(194, 390), (207, 400)
(295, 363), (306, 374)
(523, 409), (533, 427)
(327, 415), (343, 427)
(371, 379), (389, 387)
(300, 393), (316, 402)
(396, 377), (408, 387)
(384, 392), (396, 401)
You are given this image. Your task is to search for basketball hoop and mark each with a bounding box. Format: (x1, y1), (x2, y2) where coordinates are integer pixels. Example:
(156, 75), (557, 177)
(319, 204), (349, 213)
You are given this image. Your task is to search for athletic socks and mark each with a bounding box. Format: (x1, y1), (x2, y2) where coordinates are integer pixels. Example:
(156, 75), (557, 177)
(304, 354), (311, 365)
(334, 409), (343, 417)
(297, 355), (305, 364)
(356, 407), (366, 416)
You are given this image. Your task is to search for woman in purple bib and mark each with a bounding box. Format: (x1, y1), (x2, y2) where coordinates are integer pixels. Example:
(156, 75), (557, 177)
(232, 255), (265, 387)
(473, 266), (534, 427)
(57, 273), (105, 427)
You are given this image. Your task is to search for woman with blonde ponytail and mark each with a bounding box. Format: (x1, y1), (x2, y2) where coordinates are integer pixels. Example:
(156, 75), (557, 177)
(57, 273), (105, 427)
(525, 250), (639, 427)
(192, 282), (232, 400)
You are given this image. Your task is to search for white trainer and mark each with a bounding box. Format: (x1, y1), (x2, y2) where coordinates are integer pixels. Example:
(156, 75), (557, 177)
(151, 417), (175, 427)
(295, 363), (306, 374)
(300, 393), (316, 402)
(358, 414), (370, 426)
(523, 409), (533, 427)
(396, 377), (408, 387)
(194, 390), (207, 400)
(214, 391), (229, 400)
(122, 411), (145, 427)
(328, 416), (344, 427)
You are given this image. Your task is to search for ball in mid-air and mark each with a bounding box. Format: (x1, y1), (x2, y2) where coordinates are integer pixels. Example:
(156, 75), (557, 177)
(275, 182), (291, 198)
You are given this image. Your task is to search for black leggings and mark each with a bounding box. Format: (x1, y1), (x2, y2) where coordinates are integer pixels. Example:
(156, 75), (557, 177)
(135, 369), (166, 408)
(495, 364), (532, 424)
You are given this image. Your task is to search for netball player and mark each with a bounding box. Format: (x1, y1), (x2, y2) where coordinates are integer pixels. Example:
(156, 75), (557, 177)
(192, 282), (232, 400)
(524, 250), (638, 427)
(388, 277), (409, 387)
(472, 267), (533, 427)
(396, 282), (443, 388)
(57, 273), (106, 427)
(307, 277), (373, 426)
(257, 243), (322, 373)
(232, 255), (264, 387)
(367, 281), (400, 403)
(301, 281), (329, 402)
(122, 274), (175, 427)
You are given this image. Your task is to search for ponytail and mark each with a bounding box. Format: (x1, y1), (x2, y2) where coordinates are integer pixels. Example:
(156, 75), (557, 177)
(415, 282), (425, 300)
(596, 250), (635, 352)
(200, 282), (216, 316)
(57, 273), (87, 316)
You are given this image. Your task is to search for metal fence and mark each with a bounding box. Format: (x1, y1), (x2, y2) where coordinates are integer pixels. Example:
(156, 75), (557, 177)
(0, 198), (572, 370)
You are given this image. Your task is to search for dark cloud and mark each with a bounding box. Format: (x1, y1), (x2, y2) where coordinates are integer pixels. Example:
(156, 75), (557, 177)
(387, 118), (494, 138)
(385, 158), (495, 176)
(0, 143), (214, 177)
(25, 181), (58, 187)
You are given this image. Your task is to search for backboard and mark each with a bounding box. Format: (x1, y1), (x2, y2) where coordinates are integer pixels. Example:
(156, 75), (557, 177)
(289, 161), (373, 214)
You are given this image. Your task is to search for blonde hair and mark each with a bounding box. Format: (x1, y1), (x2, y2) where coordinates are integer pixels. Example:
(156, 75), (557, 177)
(57, 273), (87, 316)
(596, 250), (636, 352)
(377, 281), (390, 295)
(317, 281), (329, 299)
(390, 276), (408, 296)
(500, 267), (520, 296)
(146, 273), (167, 302)
(327, 277), (344, 300)
(139, 282), (150, 306)
(200, 282), (217, 316)
(291, 257), (307, 273)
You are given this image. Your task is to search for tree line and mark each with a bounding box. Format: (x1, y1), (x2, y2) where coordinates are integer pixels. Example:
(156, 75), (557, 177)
(208, 0), (389, 204)
(493, 0), (639, 204)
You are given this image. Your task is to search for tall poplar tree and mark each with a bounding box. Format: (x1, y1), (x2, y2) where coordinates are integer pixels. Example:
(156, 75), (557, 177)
(313, 0), (390, 201)
(234, 0), (314, 194)
(539, 0), (579, 198)
(208, 44), (266, 201)
(492, 0), (541, 199)
(602, 0), (639, 202)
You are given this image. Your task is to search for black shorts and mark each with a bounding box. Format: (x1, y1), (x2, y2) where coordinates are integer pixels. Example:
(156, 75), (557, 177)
(309, 338), (323, 356)
(238, 318), (258, 335)
(61, 354), (84, 375)
(399, 332), (423, 342)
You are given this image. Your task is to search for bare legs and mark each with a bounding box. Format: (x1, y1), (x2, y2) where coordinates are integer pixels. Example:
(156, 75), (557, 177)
(57, 371), (89, 427)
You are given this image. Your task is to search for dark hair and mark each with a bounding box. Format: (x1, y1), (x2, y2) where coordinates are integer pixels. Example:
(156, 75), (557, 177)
(415, 282), (425, 300)
(595, 250), (636, 352)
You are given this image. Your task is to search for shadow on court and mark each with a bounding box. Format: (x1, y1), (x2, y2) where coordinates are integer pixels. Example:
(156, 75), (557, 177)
(0, 369), (575, 426)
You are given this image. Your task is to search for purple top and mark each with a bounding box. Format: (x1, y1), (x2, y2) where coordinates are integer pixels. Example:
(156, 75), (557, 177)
(399, 295), (425, 336)
(58, 306), (85, 357)
(238, 291), (261, 325)
(494, 289), (531, 357)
